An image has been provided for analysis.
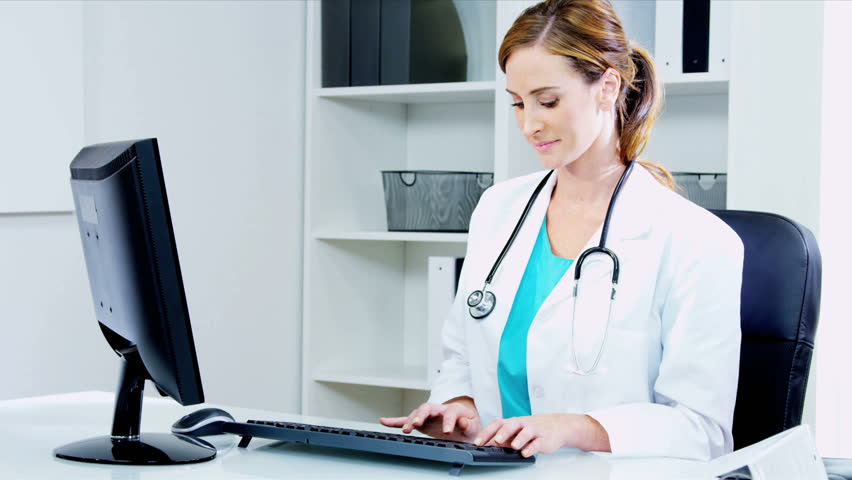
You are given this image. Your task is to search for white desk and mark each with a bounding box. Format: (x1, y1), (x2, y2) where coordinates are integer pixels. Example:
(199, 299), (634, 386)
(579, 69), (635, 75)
(0, 392), (714, 479)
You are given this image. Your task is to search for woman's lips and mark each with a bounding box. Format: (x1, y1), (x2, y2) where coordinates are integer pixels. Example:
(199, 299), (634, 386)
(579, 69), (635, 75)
(534, 140), (560, 152)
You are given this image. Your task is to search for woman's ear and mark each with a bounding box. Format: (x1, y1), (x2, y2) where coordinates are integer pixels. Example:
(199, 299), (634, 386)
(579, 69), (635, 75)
(598, 68), (621, 110)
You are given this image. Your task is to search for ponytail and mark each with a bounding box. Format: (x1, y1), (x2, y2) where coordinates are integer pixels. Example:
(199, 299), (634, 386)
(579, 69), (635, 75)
(620, 45), (675, 190)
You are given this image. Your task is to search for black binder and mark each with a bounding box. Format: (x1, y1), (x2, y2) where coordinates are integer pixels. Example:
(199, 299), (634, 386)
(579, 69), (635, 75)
(321, 0), (350, 87)
(379, 0), (467, 85)
(380, 0), (412, 86)
(351, 0), (381, 86)
(682, 0), (711, 73)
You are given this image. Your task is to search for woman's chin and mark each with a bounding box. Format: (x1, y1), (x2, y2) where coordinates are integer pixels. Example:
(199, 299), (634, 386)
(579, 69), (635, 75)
(538, 156), (571, 171)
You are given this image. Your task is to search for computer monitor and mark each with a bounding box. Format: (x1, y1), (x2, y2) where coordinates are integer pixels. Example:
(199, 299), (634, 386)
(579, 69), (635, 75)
(55, 138), (215, 465)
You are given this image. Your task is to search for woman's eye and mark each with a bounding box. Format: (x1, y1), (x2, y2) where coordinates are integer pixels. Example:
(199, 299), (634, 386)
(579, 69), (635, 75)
(510, 100), (558, 109)
(509, 99), (559, 109)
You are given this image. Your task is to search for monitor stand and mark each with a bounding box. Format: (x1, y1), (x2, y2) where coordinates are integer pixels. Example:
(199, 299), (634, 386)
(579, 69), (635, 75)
(54, 349), (216, 465)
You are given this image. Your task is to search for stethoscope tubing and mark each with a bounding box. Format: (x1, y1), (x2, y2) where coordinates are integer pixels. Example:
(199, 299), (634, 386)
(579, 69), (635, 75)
(483, 170), (555, 287)
(466, 160), (637, 374)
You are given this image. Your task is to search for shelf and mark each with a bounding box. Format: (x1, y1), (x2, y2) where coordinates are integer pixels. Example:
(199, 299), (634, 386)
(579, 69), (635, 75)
(314, 230), (468, 243)
(316, 79), (725, 102)
(315, 81), (496, 104)
(314, 366), (431, 390)
(664, 79), (728, 96)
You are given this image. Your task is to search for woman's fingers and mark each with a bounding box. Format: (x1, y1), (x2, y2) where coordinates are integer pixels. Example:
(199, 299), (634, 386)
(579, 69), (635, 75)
(403, 403), (444, 433)
(379, 416), (408, 427)
(474, 419), (503, 446)
(412, 404), (441, 428)
(402, 408), (421, 433)
(521, 438), (541, 458)
(442, 407), (459, 434)
(476, 419), (524, 447)
(490, 419), (524, 446)
(442, 404), (479, 439)
(382, 402), (478, 440)
(510, 426), (537, 451)
(402, 406), (425, 432)
(460, 415), (480, 438)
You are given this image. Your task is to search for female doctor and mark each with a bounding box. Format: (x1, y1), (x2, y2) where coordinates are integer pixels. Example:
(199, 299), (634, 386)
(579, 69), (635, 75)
(380, 0), (743, 461)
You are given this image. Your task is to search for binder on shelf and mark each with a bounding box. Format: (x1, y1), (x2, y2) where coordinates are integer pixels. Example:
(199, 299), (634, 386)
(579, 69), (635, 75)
(379, 0), (411, 86)
(350, 0), (381, 86)
(682, 0), (711, 73)
(427, 256), (464, 382)
(321, 0), (350, 87)
(380, 0), (468, 85)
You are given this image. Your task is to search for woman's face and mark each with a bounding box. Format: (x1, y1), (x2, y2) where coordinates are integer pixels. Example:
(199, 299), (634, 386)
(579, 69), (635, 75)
(505, 46), (613, 170)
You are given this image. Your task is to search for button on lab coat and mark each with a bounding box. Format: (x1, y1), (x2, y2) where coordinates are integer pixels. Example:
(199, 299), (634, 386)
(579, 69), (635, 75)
(427, 165), (744, 460)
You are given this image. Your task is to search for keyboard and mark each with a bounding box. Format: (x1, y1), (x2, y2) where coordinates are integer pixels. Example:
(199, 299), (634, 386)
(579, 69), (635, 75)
(222, 419), (535, 476)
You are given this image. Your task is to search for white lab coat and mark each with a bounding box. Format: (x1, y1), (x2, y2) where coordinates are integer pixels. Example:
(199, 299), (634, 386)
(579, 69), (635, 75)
(427, 165), (744, 461)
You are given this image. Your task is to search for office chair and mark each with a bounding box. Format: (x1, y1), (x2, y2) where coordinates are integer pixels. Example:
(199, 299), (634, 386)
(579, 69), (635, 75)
(710, 210), (851, 479)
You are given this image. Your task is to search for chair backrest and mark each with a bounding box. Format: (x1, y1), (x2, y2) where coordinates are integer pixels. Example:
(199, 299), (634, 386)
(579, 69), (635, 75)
(710, 210), (822, 450)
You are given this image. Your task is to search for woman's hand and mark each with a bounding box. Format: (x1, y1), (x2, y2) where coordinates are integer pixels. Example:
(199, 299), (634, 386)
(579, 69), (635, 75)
(474, 413), (611, 457)
(380, 398), (481, 443)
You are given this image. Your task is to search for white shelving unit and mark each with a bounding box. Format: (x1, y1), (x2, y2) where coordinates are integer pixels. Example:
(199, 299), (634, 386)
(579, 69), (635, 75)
(314, 365), (432, 391)
(316, 81), (496, 104)
(314, 230), (468, 243)
(302, 0), (733, 422)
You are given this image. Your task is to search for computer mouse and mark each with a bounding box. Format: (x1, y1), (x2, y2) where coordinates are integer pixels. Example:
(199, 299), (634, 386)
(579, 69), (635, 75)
(171, 407), (235, 437)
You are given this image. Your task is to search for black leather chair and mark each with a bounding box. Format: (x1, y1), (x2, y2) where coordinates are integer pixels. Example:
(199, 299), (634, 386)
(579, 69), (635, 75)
(710, 210), (849, 479)
(710, 210), (821, 449)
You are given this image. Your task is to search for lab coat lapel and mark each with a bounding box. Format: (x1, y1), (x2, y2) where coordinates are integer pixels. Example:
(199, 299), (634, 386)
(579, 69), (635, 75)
(481, 172), (557, 344)
(535, 165), (655, 334)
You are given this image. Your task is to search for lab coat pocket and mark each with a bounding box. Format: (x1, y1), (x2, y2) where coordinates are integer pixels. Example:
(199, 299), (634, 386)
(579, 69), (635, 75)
(564, 328), (652, 410)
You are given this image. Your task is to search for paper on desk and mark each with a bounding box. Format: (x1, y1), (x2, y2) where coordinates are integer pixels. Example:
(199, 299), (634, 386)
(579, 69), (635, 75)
(704, 425), (826, 480)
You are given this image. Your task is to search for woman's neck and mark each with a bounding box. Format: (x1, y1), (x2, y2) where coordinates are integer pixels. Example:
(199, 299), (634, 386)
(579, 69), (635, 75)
(550, 129), (624, 213)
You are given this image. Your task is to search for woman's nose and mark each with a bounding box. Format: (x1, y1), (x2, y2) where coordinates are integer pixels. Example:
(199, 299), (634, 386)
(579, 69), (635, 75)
(521, 112), (542, 138)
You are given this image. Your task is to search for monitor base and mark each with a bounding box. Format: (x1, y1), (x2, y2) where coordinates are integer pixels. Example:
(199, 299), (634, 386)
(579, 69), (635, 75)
(55, 433), (216, 465)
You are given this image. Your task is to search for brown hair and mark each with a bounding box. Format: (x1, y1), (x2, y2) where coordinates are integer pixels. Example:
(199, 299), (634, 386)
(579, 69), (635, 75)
(498, 0), (675, 190)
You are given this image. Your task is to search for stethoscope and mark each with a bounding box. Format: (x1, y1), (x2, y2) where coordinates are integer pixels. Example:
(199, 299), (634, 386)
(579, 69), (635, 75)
(466, 160), (636, 375)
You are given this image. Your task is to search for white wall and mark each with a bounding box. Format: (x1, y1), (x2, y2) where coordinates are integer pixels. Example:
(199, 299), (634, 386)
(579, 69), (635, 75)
(1, 1), (306, 414)
(728, 1), (824, 231)
(0, 1), (82, 213)
(0, 212), (118, 399)
(647, 93), (729, 174)
(0, 1), (116, 401)
(816, 0), (852, 459)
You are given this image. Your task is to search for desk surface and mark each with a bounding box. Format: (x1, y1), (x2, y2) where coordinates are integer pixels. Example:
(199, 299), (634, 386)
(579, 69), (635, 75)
(0, 391), (714, 479)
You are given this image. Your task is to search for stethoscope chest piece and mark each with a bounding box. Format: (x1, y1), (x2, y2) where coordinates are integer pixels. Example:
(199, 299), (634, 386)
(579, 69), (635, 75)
(467, 289), (496, 319)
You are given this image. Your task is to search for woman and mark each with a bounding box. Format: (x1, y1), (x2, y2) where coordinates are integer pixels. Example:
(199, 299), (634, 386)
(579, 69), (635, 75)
(381, 0), (742, 461)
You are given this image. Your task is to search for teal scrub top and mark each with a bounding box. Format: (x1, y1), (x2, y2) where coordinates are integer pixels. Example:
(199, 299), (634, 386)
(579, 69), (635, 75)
(497, 216), (574, 418)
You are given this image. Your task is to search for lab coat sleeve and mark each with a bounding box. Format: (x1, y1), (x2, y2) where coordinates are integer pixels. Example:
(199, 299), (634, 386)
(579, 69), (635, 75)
(426, 189), (492, 406)
(588, 220), (744, 460)
(427, 282), (475, 406)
